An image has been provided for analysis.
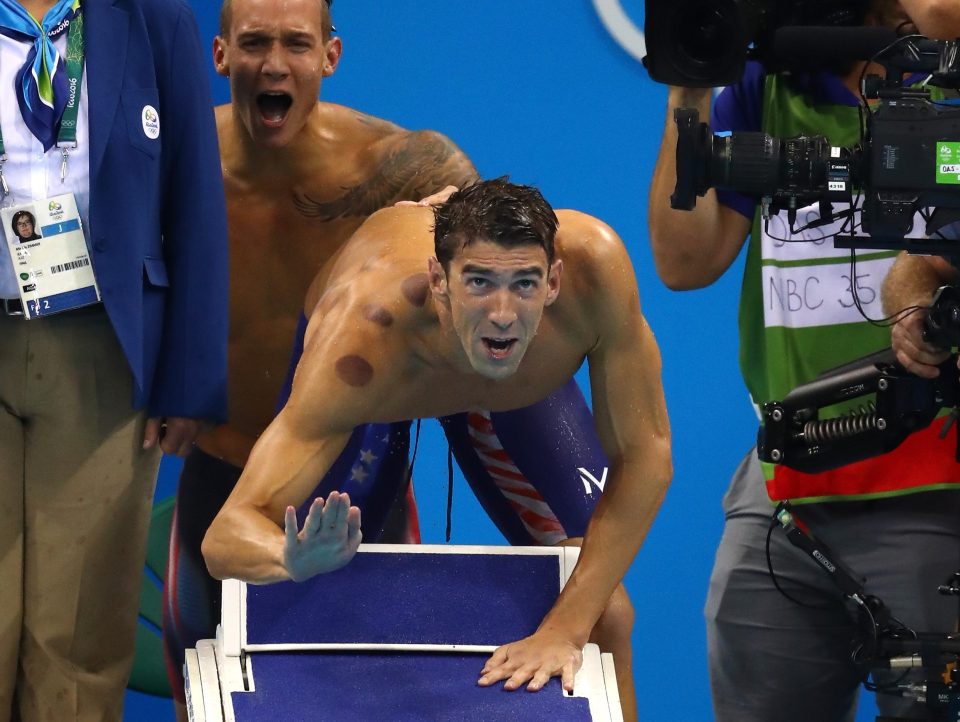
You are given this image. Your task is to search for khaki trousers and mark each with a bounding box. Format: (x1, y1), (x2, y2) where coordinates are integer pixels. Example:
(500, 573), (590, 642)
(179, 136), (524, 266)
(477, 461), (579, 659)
(0, 307), (161, 722)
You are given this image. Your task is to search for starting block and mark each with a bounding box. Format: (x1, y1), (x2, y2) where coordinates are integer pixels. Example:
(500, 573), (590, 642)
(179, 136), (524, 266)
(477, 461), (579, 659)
(185, 544), (623, 721)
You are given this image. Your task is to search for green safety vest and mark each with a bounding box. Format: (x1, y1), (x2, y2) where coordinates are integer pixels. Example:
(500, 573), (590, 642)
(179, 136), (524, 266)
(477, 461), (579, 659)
(740, 73), (960, 502)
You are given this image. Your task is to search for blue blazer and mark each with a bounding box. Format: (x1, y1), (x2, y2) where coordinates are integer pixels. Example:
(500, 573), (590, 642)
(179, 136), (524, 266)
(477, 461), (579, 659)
(84, 0), (228, 421)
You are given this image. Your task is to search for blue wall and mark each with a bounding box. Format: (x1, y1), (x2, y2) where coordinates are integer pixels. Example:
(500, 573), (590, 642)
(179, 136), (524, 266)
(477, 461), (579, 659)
(126, 1), (879, 719)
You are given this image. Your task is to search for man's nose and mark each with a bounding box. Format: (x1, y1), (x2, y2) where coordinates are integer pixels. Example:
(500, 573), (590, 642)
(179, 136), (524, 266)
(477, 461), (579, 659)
(261, 44), (290, 78)
(488, 292), (517, 329)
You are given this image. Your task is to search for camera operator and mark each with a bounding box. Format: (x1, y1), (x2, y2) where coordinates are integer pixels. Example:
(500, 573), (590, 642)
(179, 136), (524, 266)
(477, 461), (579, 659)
(648, 2), (960, 721)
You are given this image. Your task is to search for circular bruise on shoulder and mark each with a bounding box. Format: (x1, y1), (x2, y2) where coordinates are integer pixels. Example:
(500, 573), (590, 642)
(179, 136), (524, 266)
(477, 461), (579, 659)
(362, 303), (394, 327)
(335, 354), (374, 387)
(401, 272), (430, 308)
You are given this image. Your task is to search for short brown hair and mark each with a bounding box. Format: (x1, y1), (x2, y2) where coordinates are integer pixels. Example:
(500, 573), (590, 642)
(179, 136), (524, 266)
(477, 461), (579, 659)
(433, 178), (558, 271)
(219, 0), (333, 38)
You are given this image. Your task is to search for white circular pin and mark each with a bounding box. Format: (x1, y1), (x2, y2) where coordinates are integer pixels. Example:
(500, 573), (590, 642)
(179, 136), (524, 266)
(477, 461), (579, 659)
(142, 105), (160, 140)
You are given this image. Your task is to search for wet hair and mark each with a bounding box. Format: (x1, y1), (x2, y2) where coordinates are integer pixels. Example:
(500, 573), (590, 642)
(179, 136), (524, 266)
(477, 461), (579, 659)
(433, 178), (559, 271)
(11, 210), (36, 239)
(220, 0), (333, 38)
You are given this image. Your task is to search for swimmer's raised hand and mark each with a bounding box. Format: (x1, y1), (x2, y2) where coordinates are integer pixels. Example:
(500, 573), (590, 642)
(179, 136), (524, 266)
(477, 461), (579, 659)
(283, 491), (362, 581)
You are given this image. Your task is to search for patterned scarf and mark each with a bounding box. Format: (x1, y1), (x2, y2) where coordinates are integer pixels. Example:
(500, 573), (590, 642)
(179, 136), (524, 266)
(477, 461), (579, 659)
(0, 0), (81, 150)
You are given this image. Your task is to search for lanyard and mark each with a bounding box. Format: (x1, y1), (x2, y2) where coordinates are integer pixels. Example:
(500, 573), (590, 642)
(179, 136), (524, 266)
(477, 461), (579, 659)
(0, 8), (84, 193)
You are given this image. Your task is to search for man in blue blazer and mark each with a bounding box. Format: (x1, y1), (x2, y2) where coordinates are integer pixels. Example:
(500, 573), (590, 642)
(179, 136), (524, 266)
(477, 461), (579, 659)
(0, 0), (227, 716)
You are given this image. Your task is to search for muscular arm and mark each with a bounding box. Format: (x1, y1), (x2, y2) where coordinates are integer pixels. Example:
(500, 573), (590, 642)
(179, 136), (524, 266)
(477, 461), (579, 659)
(292, 130), (478, 221)
(202, 303), (382, 583)
(545, 229), (672, 646)
(648, 86), (750, 290)
(882, 251), (958, 377)
(479, 219), (672, 693)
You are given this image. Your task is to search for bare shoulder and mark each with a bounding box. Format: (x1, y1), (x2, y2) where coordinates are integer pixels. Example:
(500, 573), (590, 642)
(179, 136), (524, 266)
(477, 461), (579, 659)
(296, 230), (436, 414)
(365, 126), (477, 197)
(321, 102), (405, 140)
(555, 210), (633, 281)
(310, 206), (435, 305)
(303, 205), (435, 313)
(348, 204), (436, 248)
(553, 210), (644, 341)
(319, 103), (457, 159)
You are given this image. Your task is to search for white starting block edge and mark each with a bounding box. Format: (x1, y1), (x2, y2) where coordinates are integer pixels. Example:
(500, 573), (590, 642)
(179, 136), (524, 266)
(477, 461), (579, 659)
(185, 640), (225, 722)
(191, 544), (623, 722)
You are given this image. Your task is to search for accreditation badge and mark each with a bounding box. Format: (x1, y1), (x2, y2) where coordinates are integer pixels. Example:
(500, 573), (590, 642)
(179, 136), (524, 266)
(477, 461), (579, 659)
(1, 193), (100, 319)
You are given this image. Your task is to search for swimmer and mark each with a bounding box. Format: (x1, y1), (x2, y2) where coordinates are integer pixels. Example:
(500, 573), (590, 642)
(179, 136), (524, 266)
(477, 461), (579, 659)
(203, 178), (673, 719)
(161, 0), (476, 713)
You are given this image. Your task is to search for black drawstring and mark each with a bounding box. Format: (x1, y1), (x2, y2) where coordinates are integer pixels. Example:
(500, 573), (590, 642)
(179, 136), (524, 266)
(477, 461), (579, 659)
(445, 442), (454, 542)
(406, 419), (422, 488)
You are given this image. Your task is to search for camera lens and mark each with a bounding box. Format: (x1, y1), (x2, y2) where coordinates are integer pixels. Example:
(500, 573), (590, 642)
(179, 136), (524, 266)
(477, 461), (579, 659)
(666, 0), (744, 83)
(676, 2), (738, 65)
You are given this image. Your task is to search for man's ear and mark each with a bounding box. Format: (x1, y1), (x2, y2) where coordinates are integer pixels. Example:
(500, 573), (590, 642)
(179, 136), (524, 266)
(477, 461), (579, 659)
(544, 258), (563, 306)
(213, 36), (229, 77)
(428, 257), (449, 300)
(322, 36), (343, 77)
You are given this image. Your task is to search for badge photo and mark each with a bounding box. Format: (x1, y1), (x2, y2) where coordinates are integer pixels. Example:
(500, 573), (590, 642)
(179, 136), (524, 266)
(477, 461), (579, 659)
(9, 206), (43, 245)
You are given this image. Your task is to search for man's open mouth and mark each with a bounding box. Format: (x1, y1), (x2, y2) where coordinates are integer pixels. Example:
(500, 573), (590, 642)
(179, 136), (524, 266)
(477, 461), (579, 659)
(256, 92), (293, 127)
(482, 337), (518, 360)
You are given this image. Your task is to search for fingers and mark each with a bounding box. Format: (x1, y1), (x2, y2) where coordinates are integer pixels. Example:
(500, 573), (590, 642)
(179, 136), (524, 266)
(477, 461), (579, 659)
(892, 326), (945, 379)
(478, 638), (581, 693)
(560, 657), (577, 693)
(526, 668), (552, 692)
(145, 417), (201, 456)
(319, 491), (349, 535)
(395, 185), (460, 208)
(301, 496), (326, 538)
(161, 424), (190, 456)
(301, 491), (354, 540)
(891, 315), (949, 379)
(477, 646), (509, 686)
(284, 505), (299, 547)
(478, 646), (540, 691)
(142, 417), (162, 450)
(346, 506), (362, 549)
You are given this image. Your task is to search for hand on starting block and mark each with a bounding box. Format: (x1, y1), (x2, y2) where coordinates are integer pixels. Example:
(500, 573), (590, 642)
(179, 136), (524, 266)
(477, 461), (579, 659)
(477, 626), (584, 694)
(283, 491), (362, 581)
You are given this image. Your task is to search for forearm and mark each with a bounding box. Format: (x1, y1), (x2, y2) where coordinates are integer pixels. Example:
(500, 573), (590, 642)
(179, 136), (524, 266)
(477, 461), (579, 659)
(901, 0), (960, 39)
(649, 87), (743, 289)
(540, 450), (672, 645)
(201, 417), (352, 583)
(881, 252), (953, 316)
(203, 504), (289, 583)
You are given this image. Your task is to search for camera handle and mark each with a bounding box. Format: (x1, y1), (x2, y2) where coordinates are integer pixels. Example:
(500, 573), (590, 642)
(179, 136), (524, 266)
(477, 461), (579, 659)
(670, 107), (707, 210)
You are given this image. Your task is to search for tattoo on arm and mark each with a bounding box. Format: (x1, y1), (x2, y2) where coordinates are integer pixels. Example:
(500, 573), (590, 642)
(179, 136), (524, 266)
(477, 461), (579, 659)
(292, 132), (478, 221)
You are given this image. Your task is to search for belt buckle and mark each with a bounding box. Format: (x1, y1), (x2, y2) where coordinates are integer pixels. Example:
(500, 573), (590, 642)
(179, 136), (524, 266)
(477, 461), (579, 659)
(2, 298), (24, 316)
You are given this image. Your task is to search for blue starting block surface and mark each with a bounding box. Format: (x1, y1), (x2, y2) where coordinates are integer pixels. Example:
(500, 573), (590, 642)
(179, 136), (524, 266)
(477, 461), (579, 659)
(188, 547), (622, 722)
(244, 549), (563, 648)
(231, 651), (594, 721)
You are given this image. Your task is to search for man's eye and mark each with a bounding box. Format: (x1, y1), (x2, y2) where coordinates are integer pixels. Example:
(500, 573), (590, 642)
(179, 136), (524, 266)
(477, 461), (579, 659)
(516, 279), (536, 290)
(469, 277), (488, 288)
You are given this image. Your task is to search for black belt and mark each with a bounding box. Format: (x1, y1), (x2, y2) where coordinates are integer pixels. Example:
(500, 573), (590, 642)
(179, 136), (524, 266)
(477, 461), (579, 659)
(1, 298), (24, 316)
